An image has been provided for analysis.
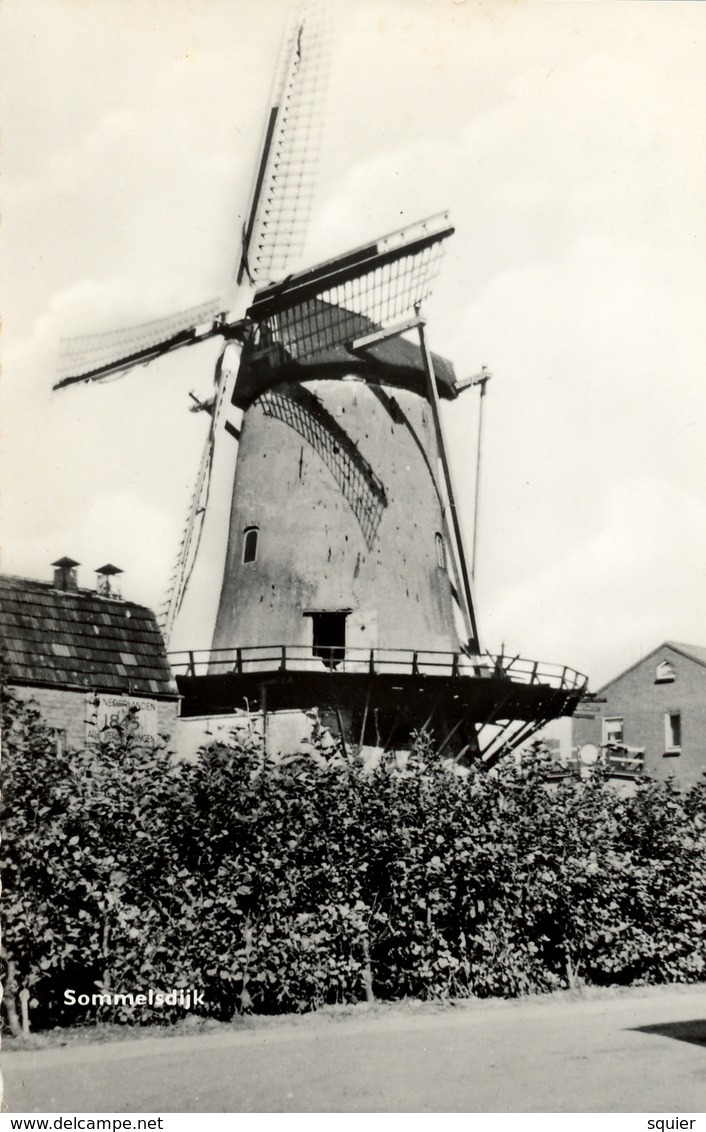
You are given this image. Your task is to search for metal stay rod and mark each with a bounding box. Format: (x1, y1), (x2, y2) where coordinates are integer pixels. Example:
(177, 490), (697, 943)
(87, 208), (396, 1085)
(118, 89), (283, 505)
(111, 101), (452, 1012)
(472, 372), (491, 580)
(417, 313), (481, 652)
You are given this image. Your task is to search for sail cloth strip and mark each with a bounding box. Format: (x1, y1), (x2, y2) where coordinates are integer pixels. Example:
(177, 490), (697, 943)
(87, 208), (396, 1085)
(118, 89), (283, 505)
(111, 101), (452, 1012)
(55, 298), (225, 386)
(259, 384), (387, 549)
(240, 1), (329, 285)
(159, 342), (231, 639)
(247, 214), (453, 362)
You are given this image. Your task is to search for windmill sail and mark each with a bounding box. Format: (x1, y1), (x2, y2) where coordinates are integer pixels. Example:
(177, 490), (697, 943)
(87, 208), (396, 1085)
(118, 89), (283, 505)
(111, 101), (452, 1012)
(160, 342), (231, 638)
(239, 1), (328, 286)
(246, 213), (454, 363)
(54, 299), (226, 389)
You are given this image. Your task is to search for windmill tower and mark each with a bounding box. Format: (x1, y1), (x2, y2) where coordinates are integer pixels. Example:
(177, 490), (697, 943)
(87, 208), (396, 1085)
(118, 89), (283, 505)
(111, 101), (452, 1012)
(55, 6), (588, 763)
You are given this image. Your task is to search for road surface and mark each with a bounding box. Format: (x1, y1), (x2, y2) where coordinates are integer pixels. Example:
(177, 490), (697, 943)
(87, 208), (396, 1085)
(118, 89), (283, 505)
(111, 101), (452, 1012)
(3, 986), (706, 1112)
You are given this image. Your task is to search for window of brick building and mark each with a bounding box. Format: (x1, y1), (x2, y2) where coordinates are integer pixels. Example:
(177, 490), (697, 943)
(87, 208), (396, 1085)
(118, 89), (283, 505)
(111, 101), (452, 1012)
(655, 660), (676, 684)
(51, 728), (68, 756)
(664, 712), (682, 755)
(603, 717), (624, 745)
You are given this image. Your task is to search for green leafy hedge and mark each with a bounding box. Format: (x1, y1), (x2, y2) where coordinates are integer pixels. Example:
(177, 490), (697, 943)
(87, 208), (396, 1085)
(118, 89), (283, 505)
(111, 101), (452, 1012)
(2, 693), (705, 1030)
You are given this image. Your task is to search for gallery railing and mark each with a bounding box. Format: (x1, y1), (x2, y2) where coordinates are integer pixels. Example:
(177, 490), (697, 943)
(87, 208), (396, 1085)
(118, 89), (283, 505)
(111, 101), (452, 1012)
(168, 644), (588, 693)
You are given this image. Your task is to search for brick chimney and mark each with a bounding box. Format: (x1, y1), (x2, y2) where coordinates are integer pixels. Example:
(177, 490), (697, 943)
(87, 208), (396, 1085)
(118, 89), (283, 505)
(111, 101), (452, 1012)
(52, 556), (80, 592)
(96, 563), (123, 598)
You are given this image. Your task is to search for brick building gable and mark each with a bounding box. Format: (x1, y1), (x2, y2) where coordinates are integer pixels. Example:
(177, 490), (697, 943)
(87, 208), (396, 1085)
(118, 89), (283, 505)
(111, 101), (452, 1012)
(596, 640), (706, 695)
(573, 640), (706, 788)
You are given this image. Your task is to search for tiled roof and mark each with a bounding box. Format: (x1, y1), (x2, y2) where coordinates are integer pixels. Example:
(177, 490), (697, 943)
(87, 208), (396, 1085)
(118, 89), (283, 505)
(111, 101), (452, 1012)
(0, 575), (178, 697)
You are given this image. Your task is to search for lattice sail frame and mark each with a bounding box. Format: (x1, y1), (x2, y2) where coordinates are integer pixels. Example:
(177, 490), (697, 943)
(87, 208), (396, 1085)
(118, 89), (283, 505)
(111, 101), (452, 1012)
(239, 0), (329, 285)
(55, 298), (225, 388)
(247, 213), (454, 361)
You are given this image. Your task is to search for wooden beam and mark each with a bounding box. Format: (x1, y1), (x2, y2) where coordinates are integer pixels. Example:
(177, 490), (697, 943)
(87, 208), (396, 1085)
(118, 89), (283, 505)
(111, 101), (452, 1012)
(416, 314), (480, 651)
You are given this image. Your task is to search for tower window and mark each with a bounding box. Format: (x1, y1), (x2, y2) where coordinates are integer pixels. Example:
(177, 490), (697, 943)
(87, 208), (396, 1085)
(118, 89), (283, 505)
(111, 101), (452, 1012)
(243, 527), (258, 564)
(309, 612), (348, 669)
(435, 532), (446, 570)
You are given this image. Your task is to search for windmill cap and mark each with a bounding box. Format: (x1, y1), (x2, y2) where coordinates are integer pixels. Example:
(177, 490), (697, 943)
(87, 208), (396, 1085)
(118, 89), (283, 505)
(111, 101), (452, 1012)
(52, 556), (80, 568)
(95, 563), (123, 575)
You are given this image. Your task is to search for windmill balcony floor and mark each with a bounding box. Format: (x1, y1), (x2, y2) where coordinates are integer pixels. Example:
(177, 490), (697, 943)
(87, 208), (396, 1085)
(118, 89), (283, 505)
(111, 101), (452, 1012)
(169, 645), (587, 754)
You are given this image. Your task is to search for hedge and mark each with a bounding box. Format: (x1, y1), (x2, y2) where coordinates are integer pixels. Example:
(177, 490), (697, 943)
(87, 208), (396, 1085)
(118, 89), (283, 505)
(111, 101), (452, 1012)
(2, 692), (705, 1031)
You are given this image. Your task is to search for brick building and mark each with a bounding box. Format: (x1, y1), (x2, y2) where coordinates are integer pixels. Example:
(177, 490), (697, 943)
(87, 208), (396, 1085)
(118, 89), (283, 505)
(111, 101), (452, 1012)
(0, 558), (179, 750)
(572, 642), (706, 788)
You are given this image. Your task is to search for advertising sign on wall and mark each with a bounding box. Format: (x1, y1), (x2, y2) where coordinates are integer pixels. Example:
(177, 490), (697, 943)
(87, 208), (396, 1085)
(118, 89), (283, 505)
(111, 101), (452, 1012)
(85, 693), (159, 746)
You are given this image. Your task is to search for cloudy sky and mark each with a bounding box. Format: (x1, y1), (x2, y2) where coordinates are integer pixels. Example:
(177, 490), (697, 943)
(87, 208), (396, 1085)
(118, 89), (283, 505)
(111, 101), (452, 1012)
(2, 0), (705, 688)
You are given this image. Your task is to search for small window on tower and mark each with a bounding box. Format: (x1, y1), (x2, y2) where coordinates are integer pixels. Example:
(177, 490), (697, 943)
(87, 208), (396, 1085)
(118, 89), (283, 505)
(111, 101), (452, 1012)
(435, 532), (446, 570)
(243, 527), (258, 564)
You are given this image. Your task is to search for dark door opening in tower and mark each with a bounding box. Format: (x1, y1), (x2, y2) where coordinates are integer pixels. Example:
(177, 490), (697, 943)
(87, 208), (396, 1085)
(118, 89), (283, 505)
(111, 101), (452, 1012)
(310, 612), (348, 669)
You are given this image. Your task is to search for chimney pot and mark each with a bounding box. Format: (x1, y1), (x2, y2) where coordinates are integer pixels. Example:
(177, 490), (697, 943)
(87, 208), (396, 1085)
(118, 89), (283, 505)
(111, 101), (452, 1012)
(96, 563), (123, 598)
(51, 556), (80, 592)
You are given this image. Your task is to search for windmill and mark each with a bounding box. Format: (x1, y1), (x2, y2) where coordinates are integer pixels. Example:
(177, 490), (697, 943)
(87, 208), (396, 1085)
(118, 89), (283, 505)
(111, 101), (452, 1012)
(55, 5), (588, 763)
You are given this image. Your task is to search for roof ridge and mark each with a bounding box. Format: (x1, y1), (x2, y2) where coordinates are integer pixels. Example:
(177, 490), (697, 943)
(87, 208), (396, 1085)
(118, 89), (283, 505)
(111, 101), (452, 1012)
(0, 574), (149, 611)
(665, 640), (706, 668)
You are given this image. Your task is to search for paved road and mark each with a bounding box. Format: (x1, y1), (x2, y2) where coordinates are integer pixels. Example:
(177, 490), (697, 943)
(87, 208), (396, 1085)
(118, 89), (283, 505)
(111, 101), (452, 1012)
(3, 987), (706, 1112)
